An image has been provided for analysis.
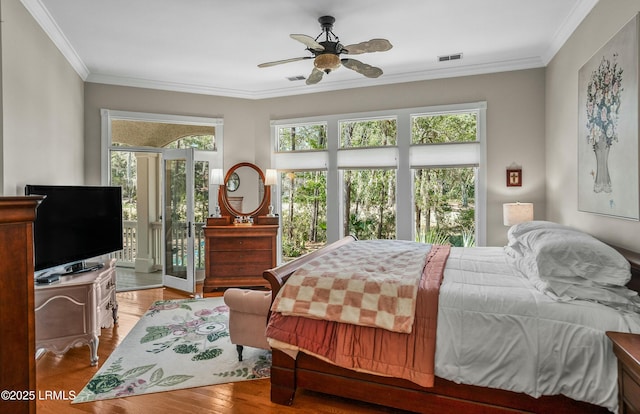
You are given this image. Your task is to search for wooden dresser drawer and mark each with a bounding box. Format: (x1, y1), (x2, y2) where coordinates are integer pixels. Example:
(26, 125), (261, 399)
(211, 236), (272, 251)
(622, 369), (640, 413)
(210, 250), (272, 277)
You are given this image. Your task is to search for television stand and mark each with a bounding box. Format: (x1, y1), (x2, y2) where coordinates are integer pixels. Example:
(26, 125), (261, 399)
(34, 259), (117, 366)
(65, 261), (104, 274)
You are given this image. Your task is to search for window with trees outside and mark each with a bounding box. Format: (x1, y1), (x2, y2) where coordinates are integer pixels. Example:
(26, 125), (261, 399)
(412, 113), (477, 246)
(276, 124), (328, 260)
(271, 102), (486, 262)
(341, 118), (397, 240)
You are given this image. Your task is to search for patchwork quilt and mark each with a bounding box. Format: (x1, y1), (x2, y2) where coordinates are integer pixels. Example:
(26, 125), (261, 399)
(271, 240), (432, 333)
(266, 243), (451, 387)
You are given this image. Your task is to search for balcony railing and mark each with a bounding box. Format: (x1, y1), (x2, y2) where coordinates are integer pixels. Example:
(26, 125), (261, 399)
(115, 220), (205, 270)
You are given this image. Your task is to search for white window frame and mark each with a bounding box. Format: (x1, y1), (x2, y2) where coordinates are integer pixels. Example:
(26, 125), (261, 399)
(271, 101), (487, 247)
(100, 109), (224, 186)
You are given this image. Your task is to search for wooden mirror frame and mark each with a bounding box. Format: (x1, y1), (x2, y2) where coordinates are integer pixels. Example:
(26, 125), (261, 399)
(218, 162), (270, 217)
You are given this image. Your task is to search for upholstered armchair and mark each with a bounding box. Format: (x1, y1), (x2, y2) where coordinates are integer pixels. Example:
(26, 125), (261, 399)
(223, 288), (272, 361)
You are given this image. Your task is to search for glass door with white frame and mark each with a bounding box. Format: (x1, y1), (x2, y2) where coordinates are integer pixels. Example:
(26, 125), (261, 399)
(193, 150), (219, 283)
(162, 148), (196, 293)
(161, 148), (219, 293)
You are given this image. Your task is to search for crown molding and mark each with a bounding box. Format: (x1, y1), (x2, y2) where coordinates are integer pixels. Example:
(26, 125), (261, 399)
(541, 0), (599, 64)
(87, 56), (545, 100)
(20, 0), (89, 79)
(85, 73), (259, 100)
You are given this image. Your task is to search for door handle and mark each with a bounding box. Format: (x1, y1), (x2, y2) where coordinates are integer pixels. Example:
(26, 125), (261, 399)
(188, 221), (192, 238)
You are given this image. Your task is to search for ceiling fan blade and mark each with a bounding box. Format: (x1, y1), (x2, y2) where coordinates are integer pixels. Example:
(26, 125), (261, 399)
(258, 56), (312, 68)
(343, 38), (392, 55)
(341, 58), (383, 78)
(290, 34), (325, 51)
(306, 68), (324, 85)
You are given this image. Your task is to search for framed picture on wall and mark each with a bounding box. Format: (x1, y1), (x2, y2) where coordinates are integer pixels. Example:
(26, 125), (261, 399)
(506, 168), (522, 187)
(577, 13), (640, 220)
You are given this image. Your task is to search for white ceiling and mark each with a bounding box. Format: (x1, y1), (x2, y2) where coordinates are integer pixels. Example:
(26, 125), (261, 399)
(23, 0), (599, 99)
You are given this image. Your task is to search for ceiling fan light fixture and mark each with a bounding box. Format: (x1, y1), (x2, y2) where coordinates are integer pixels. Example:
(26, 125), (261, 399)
(258, 16), (391, 85)
(314, 53), (341, 73)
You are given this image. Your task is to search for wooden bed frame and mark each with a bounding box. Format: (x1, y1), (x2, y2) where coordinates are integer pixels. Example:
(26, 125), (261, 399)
(263, 236), (640, 414)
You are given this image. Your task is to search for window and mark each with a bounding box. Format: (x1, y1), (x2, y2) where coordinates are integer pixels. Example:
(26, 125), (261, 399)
(412, 113), (477, 144)
(273, 124), (329, 261)
(277, 124), (327, 151)
(272, 102), (486, 259)
(110, 119), (217, 150)
(341, 118), (396, 148)
(338, 117), (398, 239)
(110, 151), (137, 221)
(343, 169), (396, 239)
(280, 171), (327, 260)
(413, 167), (476, 246)
(410, 112), (479, 246)
(165, 135), (216, 151)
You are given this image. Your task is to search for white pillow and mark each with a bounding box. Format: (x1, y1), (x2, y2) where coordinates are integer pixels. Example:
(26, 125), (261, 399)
(510, 227), (631, 286)
(506, 221), (578, 258)
(524, 274), (640, 312)
(507, 220), (581, 243)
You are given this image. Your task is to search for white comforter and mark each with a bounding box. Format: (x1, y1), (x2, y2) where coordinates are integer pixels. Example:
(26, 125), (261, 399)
(435, 247), (640, 413)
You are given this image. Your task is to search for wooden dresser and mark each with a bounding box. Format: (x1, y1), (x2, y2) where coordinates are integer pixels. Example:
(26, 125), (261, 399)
(607, 331), (640, 414)
(203, 216), (278, 291)
(0, 196), (44, 414)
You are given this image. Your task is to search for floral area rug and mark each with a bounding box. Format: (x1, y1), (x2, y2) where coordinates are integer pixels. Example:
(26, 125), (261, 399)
(73, 297), (270, 403)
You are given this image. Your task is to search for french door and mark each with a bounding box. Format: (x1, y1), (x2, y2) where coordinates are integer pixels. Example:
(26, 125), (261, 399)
(162, 148), (218, 293)
(162, 148), (196, 292)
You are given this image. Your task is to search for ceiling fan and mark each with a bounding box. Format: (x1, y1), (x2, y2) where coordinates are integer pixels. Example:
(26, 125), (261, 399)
(258, 16), (392, 85)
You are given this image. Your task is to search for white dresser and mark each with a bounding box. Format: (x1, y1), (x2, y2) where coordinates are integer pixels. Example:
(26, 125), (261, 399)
(34, 259), (118, 366)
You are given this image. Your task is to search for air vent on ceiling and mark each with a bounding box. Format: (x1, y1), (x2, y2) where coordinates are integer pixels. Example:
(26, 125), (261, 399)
(438, 53), (463, 62)
(287, 75), (306, 81)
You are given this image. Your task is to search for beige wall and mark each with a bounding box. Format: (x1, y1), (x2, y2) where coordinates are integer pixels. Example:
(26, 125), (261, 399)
(546, 0), (640, 251)
(0, 0), (84, 195)
(83, 84), (258, 181)
(85, 68), (546, 246)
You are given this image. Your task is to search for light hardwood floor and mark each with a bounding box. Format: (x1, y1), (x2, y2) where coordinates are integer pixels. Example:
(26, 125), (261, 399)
(35, 286), (406, 413)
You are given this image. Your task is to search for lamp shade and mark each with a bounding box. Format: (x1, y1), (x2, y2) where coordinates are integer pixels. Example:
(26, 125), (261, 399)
(209, 169), (223, 186)
(265, 169), (278, 186)
(503, 202), (533, 226)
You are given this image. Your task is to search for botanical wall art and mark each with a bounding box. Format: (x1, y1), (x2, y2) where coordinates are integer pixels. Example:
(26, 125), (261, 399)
(578, 13), (639, 220)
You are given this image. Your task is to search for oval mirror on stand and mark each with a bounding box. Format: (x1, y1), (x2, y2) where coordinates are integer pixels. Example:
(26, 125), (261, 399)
(219, 162), (270, 217)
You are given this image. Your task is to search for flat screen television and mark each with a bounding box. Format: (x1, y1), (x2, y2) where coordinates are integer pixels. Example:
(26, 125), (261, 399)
(25, 185), (123, 272)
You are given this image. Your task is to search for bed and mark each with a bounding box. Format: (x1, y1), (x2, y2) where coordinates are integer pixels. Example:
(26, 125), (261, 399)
(263, 222), (640, 413)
